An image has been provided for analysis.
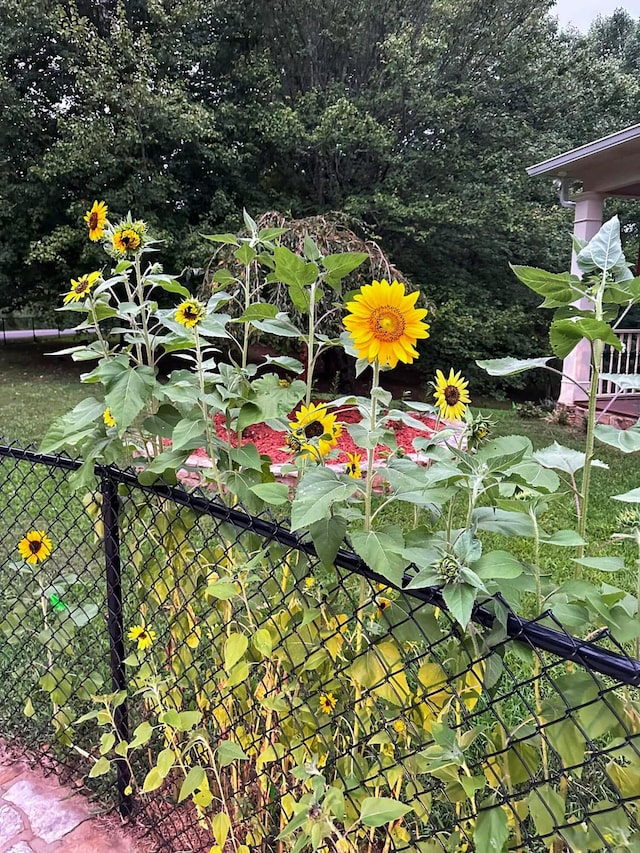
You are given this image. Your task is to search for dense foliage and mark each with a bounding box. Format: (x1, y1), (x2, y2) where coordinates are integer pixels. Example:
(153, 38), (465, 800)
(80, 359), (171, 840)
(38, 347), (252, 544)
(2, 0), (640, 392)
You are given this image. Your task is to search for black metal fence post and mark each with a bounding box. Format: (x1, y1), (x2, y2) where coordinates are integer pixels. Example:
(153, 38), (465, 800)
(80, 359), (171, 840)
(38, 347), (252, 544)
(101, 469), (133, 817)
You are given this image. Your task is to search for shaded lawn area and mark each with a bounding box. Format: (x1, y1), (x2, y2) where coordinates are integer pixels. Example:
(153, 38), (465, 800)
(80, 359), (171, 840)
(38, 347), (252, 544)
(0, 339), (100, 446)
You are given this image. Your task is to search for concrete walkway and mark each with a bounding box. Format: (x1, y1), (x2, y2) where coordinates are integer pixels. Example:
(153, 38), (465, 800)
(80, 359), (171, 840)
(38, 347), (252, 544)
(0, 750), (139, 853)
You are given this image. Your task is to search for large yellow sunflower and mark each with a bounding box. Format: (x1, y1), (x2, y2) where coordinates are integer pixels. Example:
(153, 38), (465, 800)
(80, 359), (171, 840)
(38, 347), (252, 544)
(18, 530), (52, 565)
(63, 270), (100, 304)
(343, 279), (429, 369)
(289, 402), (341, 459)
(175, 298), (206, 329)
(84, 200), (108, 241)
(433, 368), (471, 421)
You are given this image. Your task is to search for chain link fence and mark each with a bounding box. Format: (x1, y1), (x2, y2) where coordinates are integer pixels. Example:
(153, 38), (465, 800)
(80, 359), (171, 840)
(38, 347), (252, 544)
(0, 441), (639, 852)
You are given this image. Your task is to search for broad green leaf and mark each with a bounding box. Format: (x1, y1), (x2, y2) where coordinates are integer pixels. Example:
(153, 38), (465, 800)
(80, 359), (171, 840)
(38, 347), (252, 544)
(473, 507), (536, 538)
(322, 252), (368, 289)
(533, 442), (607, 474)
(550, 318), (622, 360)
(206, 581), (239, 600)
(237, 375), (306, 430)
(142, 766), (164, 792)
(146, 274), (190, 298)
(40, 397), (104, 452)
(249, 482), (290, 505)
(472, 550), (523, 580)
(350, 527), (408, 586)
(442, 582), (476, 628)
(243, 208), (258, 235)
(349, 641), (411, 706)
(216, 740), (249, 767)
(251, 313), (302, 337)
(476, 356), (553, 376)
(598, 372), (640, 392)
(235, 244), (256, 265)
(540, 530), (585, 547)
(580, 215), (624, 272)
(595, 420), (640, 452)
(359, 797), (413, 827)
(528, 785), (565, 839)
(272, 246), (318, 311)
(290, 468), (359, 530)
(613, 487), (640, 502)
(309, 515), (348, 568)
(212, 812), (231, 849)
(129, 721), (154, 749)
(157, 748), (175, 777)
(89, 756), (111, 778)
(237, 303), (279, 322)
(545, 719), (586, 775)
(572, 556), (626, 572)
(224, 633), (249, 672)
(474, 804), (509, 853)
(252, 628), (273, 657)
(201, 232), (239, 245)
(178, 766), (205, 803)
(171, 417), (206, 451)
(104, 364), (157, 432)
(509, 265), (582, 307)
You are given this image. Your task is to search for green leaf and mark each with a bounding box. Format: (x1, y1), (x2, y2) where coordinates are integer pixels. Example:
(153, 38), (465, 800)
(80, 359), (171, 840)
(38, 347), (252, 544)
(540, 530), (586, 547)
(89, 756), (111, 778)
(308, 515), (348, 568)
(473, 507), (536, 538)
(206, 581), (239, 600)
(129, 721), (154, 749)
(359, 797), (413, 827)
(178, 766), (205, 803)
(272, 246), (318, 310)
(171, 417), (206, 451)
(40, 397), (104, 452)
(235, 244), (256, 265)
(290, 468), (359, 530)
(103, 363), (157, 433)
(580, 215), (624, 272)
(350, 527), (409, 587)
(550, 318), (622, 360)
(533, 442), (607, 474)
(442, 582), (477, 628)
(613, 487), (640, 502)
(142, 766), (165, 792)
(322, 252), (368, 289)
(237, 302), (279, 322)
(252, 628), (273, 658)
(509, 265), (582, 307)
(224, 633), (248, 672)
(476, 356), (554, 376)
(249, 482), (290, 505)
(474, 804), (509, 853)
(237, 375), (306, 430)
(595, 419), (640, 452)
(201, 232), (239, 246)
(216, 740), (249, 767)
(146, 274), (190, 299)
(472, 550), (523, 580)
(252, 313), (303, 337)
(572, 556), (626, 572)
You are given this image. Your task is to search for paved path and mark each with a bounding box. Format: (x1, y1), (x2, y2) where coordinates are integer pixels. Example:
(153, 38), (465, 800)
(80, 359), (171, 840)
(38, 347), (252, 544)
(1, 329), (78, 343)
(0, 750), (139, 853)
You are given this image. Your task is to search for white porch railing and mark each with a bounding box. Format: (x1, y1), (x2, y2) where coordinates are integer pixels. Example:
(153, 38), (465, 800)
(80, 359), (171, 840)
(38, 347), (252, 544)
(598, 329), (640, 395)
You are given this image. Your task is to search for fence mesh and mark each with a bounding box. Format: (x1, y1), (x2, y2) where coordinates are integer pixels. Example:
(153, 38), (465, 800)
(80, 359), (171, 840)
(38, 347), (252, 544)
(0, 442), (639, 853)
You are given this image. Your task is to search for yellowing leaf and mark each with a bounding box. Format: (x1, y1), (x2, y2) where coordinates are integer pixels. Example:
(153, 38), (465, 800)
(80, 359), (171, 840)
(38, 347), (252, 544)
(349, 641), (412, 706)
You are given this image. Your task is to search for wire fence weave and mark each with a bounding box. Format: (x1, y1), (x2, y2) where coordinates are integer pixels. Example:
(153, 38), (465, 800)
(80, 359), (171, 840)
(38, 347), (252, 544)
(0, 441), (639, 853)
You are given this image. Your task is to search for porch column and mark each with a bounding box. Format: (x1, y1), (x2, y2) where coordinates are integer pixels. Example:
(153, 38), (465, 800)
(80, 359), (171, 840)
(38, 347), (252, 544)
(558, 191), (605, 405)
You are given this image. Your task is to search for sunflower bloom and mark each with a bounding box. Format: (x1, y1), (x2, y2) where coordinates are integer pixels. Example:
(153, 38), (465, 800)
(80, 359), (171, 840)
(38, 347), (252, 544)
(433, 369), (471, 421)
(103, 408), (116, 428)
(127, 624), (157, 651)
(319, 693), (337, 714)
(112, 226), (142, 255)
(345, 452), (362, 479)
(376, 597), (391, 618)
(343, 279), (429, 369)
(175, 298), (206, 329)
(18, 531), (52, 565)
(63, 270), (100, 304)
(289, 403), (341, 459)
(85, 200), (108, 241)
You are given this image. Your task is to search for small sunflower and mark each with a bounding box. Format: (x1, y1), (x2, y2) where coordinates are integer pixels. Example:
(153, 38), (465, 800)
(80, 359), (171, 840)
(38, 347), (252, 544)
(289, 403), (341, 459)
(18, 530), (52, 565)
(376, 597), (391, 618)
(112, 226), (142, 254)
(84, 200), (108, 241)
(392, 718), (406, 734)
(103, 408), (116, 428)
(127, 624), (157, 651)
(343, 279), (430, 369)
(305, 576), (315, 589)
(433, 369), (471, 421)
(175, 298), (206, 329)
(63, 270), (100, 304)
(319, 692), (337, 714)
(345, 452), (362, 479)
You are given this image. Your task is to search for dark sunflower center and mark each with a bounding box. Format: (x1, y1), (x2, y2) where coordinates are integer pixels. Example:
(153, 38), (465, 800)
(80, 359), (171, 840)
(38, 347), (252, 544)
(183, 307), (198, 320)
(74, 278), (89, 294)
(89, 211), (99, 229)
(29, 539), (42, 554)
(371, 307), (405, 342)
(122, 234), (134, 247)
(444, 385), (460, 406)
(304, 420), (325, 439)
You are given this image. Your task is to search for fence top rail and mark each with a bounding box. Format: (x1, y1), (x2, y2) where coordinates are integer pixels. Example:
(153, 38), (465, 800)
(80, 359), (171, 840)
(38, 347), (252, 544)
(1, 440), (639, 687)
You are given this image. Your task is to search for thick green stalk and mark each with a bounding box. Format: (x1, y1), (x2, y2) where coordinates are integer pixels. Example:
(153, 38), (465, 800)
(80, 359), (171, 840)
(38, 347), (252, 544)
(304, 281), (317, 408)
(241, 263), (251, 370)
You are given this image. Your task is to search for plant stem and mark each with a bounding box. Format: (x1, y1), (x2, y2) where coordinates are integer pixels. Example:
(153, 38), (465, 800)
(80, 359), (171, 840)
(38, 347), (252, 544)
(305, 281), (317, 408)
(241, 263), (251, 370)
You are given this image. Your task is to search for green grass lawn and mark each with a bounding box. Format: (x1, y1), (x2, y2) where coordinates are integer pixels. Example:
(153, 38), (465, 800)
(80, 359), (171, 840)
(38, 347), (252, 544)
(0, 338), (100, 445)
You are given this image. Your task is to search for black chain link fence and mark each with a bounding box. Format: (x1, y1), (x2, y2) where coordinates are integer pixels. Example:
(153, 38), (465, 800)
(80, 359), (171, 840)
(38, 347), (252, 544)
(0, 441), (639, 852)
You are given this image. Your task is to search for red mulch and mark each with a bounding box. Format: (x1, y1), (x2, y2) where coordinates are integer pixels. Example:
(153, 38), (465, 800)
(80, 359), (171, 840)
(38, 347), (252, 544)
(184, 407), (440, 465)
